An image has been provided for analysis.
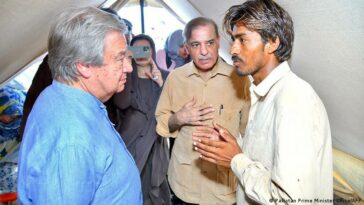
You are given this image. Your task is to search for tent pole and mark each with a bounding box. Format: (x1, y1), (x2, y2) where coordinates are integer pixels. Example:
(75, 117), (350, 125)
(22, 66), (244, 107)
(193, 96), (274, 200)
(140, 0), (145, 34)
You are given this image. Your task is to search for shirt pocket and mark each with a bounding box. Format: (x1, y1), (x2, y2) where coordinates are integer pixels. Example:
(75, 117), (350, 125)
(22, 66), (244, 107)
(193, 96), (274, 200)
(214, 108), (242, 138)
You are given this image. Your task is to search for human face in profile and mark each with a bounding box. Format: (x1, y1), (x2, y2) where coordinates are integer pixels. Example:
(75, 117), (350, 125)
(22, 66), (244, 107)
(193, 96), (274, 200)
(93, 31), (132, 101)
(178, 44), (189, 59)
(230, 24), (270, 82)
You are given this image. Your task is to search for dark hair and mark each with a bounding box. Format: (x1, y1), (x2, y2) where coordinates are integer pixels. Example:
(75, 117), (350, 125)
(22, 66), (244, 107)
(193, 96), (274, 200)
(101, 8), (120, 19)
(121, 18), (133, 33)
(183, 17), (219, 43)
(130, 34), (157, 63)
(101, 8), (132, 33)
(223, 0), (294, 62)
(19, 55), (52, 139)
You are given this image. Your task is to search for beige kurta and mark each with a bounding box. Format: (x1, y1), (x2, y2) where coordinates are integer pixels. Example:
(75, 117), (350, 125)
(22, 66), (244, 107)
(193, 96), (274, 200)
(155, 58), (250, 204)
(231, 61), (333, 204)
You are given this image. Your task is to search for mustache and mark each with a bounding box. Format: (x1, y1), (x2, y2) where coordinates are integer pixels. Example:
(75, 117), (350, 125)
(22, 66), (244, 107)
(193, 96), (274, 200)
(231, 55), (243, 62)
(198, 54), (211, 60)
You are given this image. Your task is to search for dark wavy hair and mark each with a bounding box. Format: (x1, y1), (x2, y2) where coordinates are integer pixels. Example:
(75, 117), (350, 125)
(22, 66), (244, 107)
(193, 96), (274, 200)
(223, 0), (294, 62)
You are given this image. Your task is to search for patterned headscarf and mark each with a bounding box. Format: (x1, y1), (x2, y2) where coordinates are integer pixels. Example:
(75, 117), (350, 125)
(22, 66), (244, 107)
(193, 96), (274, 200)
(164, 29), (190, 68)
(0, 86), (26, 143)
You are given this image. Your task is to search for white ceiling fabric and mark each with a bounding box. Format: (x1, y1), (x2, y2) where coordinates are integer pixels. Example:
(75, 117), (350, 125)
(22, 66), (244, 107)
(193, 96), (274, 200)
(0, 0), (105, 85)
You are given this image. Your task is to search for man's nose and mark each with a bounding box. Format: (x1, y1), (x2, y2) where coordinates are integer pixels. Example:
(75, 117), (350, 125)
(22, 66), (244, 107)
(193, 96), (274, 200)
(200, 44), (208, 56)
(230, 40), (240, 56)
(123, 57), (133, 73)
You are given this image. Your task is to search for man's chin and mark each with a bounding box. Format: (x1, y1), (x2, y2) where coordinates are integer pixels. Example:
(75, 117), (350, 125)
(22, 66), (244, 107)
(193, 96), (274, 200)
(235, 67), (248, 76)
(116, 85), (125, 93)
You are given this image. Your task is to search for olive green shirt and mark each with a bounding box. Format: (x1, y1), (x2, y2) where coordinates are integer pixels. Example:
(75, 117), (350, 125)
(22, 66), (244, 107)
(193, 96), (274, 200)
(155, 58), (250, 204)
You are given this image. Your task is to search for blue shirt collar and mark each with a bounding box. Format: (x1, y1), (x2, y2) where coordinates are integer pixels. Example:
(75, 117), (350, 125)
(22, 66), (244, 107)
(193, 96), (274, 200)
(52, 80), (105, 110)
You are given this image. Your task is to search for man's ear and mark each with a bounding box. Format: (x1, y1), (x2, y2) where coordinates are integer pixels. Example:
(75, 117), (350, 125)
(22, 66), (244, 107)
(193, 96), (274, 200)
(76, 62), (92, 78)
(265, 37), (280, 54)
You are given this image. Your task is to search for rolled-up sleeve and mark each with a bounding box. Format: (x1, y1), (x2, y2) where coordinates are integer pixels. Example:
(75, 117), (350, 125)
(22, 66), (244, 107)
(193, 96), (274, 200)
(231, 153), (286, 204)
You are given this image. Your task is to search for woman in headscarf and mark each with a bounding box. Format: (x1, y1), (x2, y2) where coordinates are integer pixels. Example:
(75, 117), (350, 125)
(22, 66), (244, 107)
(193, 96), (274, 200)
(0, 85), (26, 143)
(0, 85), (26, 193)
(156, 29), (191, 71)
(112, 34), (170, 205)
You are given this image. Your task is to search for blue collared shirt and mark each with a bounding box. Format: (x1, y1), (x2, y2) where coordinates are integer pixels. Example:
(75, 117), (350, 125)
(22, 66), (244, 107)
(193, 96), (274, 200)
(17, 81), (142, 205)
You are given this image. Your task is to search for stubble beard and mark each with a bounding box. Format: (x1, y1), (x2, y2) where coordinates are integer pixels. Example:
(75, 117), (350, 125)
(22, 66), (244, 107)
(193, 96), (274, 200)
(234, 65), (259, 77)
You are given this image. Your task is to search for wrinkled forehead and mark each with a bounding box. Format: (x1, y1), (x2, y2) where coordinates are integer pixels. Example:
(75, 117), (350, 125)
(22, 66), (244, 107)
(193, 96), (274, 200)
(189, 25), (219, 43)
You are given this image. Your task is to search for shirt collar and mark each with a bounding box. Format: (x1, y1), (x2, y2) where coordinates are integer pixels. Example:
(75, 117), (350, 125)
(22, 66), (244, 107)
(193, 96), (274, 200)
(185, 58), (231, 78)
(251, 61), (291, 97)
(52, 80), (105, 110)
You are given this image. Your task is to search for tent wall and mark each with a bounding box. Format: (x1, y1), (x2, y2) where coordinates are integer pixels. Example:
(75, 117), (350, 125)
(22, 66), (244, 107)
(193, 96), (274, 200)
(0, 0), (106, 86)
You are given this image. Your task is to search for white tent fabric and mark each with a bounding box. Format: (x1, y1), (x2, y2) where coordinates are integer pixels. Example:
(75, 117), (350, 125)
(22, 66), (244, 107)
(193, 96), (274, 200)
(0, 0), (105, 85)
(0, 0), (363, 200)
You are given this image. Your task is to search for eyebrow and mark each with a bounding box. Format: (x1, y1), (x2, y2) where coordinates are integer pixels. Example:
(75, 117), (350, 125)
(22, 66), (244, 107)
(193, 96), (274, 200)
(232, 33), (246, 39)
(112, 50), (127, 60)
(189, 39), (215, 44)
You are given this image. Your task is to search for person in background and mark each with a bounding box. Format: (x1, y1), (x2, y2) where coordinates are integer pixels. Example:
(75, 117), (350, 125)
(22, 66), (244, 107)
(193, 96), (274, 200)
(155, 17), (250, 205)
(17, 7), (142, 204)
(0, 85), (26, 144)
(101, 8), (133, 45)
(122, 18), (134, 45)
(192, 0), (333, 204)
(156, 29), (191, 71)
(0, 85), (26, 194)
(113, 34), (170, 205)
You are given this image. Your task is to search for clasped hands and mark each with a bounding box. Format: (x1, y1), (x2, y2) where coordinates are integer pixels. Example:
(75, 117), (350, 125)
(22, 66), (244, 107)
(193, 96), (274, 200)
(192, 122), (242, 168)
(173, 97), (242, 168)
